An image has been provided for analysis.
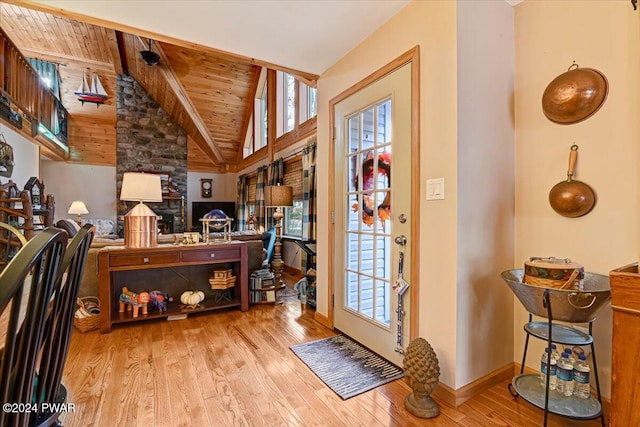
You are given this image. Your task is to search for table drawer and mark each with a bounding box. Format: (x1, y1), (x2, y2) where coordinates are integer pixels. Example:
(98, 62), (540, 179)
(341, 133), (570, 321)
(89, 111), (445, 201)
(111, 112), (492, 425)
(182, 248), (240, 263)
(109, 252), (180, 267)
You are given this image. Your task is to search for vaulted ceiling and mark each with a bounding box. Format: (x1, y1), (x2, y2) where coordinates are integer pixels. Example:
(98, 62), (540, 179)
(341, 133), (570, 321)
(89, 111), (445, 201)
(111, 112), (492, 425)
(0, 2), (319, 172)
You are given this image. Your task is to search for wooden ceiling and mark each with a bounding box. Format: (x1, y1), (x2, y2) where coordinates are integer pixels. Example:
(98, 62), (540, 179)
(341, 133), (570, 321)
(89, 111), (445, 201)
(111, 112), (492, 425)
(0, 2), (317, 172)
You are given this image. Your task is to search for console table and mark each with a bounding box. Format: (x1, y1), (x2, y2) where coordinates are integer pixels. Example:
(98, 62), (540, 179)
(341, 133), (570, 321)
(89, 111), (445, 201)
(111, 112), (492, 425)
(98, 241), (248, 333)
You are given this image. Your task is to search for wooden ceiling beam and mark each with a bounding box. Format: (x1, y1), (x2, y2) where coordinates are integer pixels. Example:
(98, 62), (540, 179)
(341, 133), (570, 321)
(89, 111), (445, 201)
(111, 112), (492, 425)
(107, 29), (124, 76)
(146, 37), (224, 165)
(14, 47), (112, 72)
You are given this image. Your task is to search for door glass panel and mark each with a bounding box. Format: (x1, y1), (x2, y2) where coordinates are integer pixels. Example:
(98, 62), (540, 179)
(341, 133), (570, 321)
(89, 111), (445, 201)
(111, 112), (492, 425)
(346, 195), (359, 232)
(361, 107), (375, 150)
(375, 279), (390, 323)
(348, 116), (359, 153)
(347, 232), (359, 270)
(347, 154), (358, 193)
(347, 271), (358, 309)
(377, 99), (392, 144)
(343, 98), (393, 326)
(360, 276), (374, 317)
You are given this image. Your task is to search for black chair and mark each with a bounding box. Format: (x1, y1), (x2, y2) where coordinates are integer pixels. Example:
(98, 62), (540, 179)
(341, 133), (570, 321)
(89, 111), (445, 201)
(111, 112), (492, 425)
(0, 228), (68, 427)
(32, 224), (95, 427)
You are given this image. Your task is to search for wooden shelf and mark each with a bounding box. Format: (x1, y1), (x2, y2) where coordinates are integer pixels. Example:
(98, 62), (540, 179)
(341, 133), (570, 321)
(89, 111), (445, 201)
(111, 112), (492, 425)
(249, 275), (285, 304)
(98, 242), (249, 333)
(112, 299), (242, 325)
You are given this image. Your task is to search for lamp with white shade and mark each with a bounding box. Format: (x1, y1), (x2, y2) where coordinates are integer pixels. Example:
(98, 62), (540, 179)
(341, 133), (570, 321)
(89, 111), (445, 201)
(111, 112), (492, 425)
(264, 184), (293, 296)
(67, 200), (88, 226)
(120, 172), (163, 248)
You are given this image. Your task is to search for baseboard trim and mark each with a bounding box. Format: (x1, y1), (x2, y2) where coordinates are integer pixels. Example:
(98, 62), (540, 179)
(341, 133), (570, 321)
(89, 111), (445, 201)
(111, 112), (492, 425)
(313, 311), (332, 328)
(433, 362), (515, 407)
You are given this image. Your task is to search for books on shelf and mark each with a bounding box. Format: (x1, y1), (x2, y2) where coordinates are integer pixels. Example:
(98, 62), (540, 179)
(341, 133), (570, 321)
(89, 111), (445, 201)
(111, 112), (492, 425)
(251, 268), (273, 278)
(249, 271), (277, 303)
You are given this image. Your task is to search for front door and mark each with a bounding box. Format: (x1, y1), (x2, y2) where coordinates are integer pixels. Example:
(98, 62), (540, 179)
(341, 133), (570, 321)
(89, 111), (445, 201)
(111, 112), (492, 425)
(333, 63), (413, 365)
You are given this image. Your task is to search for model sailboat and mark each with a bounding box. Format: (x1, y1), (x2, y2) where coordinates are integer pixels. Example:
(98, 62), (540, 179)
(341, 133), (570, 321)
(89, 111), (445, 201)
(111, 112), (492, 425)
(75, 70), (108, 107)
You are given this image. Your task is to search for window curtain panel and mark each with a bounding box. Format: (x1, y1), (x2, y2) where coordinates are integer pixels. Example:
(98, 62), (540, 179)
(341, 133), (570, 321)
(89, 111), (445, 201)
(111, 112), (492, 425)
(255, 166), (267, 232)
(266, 158), (284, 230)
(27, 58), (61, 101)
(236, 175), (247, 231)
(268, 158), (284, 185)
(302, 140), (317, 241)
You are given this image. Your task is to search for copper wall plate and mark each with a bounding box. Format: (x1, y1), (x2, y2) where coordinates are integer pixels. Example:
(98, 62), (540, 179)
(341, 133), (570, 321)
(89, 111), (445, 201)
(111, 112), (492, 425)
(542, 64), (608, 125)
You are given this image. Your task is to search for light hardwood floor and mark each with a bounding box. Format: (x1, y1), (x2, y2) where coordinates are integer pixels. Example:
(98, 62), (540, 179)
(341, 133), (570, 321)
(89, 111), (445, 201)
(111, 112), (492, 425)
(61, 291), (606, 426)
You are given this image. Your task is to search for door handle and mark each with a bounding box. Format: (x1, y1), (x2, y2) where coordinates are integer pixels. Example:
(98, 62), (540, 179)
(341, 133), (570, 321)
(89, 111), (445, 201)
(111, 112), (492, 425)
(394, 235), (407, 246)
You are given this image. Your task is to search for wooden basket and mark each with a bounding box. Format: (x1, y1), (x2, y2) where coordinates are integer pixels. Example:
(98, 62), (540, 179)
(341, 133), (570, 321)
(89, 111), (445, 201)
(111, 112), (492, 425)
(74, 296), (100, 333)
(524, 257), (584, 289)
(209, 275), (236, 290)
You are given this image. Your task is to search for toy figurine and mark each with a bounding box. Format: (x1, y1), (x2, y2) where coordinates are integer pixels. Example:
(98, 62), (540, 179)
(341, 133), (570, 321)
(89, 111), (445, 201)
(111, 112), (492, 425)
(119, 287), (150, 318)
(149, 290), (173, 313)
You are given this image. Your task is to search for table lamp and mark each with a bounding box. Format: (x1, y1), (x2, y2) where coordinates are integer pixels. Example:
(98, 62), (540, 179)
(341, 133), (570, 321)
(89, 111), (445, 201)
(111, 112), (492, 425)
(264, 184), (293, 293)
(67, 200), (88, 226)
(120, 172), (163, 248)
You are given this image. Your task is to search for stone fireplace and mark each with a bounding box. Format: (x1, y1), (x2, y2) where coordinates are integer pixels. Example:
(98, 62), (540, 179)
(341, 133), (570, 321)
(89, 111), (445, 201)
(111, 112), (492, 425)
(115, 75), (187, 235)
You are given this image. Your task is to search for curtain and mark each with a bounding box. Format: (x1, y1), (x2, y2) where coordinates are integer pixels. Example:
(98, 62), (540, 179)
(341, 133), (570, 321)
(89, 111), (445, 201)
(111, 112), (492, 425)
(236, 175), (247, 231)
(255, 166), (267, 232)
(268, 158), (283, 185)
(27, 58), (61, 101)
(302, 140), (317, 241)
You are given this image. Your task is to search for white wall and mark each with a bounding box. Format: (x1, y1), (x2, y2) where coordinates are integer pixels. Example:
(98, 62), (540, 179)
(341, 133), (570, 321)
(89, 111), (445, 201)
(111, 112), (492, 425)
(40, 161), (117, 224)
(0, 123), (39, 188)
(456, 0), (515, 387)
(514, 0), (640, 398)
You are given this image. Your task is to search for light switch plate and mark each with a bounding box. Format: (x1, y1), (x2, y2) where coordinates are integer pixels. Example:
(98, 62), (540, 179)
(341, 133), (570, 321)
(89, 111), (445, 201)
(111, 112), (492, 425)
(426, 178), (445, 200)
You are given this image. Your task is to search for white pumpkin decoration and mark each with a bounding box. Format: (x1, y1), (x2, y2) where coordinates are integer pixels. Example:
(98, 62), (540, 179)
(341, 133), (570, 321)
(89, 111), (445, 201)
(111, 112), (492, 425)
(180, 290), (205, 306)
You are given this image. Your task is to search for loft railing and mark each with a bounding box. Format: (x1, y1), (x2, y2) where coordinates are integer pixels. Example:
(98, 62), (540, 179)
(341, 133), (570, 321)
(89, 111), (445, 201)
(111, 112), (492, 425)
(0, 27), (68, 154)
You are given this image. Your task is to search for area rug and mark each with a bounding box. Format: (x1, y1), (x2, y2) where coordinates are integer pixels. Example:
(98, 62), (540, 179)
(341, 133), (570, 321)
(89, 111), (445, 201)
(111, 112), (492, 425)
(290, 334), (404, 399)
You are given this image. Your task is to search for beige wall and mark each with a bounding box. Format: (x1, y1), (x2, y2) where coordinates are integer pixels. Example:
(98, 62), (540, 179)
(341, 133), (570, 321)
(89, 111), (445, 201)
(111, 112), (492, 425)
(1, 123), (39, 189)
(186, 171), (236, 230)
(42, 161), (117, 224)
(41, 162), (237, 230)
(318, 0), (637, 395)
(456, 0), (515, 387)
(514, 0), (640, 398)
(318, 0), (462, 387)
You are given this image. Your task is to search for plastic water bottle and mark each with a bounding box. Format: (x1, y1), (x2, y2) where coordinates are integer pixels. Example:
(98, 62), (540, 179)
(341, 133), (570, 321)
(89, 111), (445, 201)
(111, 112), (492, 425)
(540, 347), (557, 390)
(551, 343), (560, 362)
(573, 354), (591, 399)
(564, 347), (574, 363)
(557, 351), (575, 396)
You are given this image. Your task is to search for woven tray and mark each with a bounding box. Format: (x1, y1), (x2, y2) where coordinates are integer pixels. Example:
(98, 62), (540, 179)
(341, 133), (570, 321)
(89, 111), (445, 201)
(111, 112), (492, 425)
(74, 296), (100, 333)
(209, 275), (236, 290)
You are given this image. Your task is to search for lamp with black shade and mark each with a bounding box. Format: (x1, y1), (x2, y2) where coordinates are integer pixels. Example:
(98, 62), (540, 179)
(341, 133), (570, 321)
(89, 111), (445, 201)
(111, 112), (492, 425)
(264, 184), (293, 295)
(67, 200), (88, 226)
(120, 172), (162, 248)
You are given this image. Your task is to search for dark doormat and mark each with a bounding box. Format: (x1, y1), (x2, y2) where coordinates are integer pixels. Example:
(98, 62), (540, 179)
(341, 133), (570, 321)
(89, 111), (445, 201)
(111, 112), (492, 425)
(290, 334), (404, 399)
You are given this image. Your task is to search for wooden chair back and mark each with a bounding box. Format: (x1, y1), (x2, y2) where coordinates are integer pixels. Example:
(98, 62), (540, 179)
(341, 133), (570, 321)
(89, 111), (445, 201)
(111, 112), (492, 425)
(31, 224), (95, 427)
(0, 228), (67, 427)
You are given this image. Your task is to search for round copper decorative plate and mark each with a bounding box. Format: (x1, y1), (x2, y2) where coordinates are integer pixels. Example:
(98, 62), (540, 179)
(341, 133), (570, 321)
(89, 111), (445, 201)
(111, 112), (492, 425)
(542, 66), (608, 125)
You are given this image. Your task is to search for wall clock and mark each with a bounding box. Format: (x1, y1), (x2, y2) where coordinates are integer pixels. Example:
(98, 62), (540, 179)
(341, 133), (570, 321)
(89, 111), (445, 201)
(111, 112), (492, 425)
(201, 178), (212, 198)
